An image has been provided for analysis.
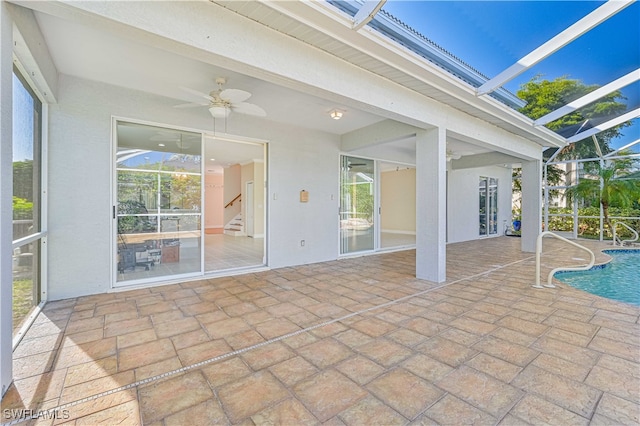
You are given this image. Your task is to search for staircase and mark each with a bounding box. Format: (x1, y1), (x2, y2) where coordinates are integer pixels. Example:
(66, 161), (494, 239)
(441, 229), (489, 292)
(224, 213), (245, 236)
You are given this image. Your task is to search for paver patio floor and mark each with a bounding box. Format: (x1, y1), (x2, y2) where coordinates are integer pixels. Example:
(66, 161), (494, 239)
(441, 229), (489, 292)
(2, 237), (639, 425)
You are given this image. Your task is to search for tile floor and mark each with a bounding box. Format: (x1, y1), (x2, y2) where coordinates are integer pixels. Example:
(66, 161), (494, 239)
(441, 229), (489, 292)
(2, 237), (639, 425)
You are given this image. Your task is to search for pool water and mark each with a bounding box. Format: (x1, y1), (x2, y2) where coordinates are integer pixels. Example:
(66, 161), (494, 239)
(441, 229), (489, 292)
(555, 250), (640, 306)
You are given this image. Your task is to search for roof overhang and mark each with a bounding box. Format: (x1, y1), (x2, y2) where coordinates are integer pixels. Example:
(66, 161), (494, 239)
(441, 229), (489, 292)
(217, 0), (567, 149)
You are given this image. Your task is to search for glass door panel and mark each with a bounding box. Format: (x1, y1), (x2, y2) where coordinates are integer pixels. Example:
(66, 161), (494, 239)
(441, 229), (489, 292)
(340, 156), (375, 254)
(479, 176), (498, 236)
(203, 136), (266, 273)
(115, 122), (202, 285)
(479, 178), (487, 236)
(488, 178), (498, 235)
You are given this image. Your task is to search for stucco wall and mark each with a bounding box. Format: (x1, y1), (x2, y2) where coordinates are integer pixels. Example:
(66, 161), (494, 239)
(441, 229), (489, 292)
(47, 75), (340, 299)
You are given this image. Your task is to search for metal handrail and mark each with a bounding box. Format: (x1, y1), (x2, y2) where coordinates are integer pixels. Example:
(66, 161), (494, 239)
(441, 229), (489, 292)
(224, 193), (241, 209)
(533, 231), (595, 289)
(612, 221), (639, 246)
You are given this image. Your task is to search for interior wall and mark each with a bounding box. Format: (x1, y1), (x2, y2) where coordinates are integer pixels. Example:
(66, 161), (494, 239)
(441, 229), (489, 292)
(224, 164), (241, 226)
(253, 161), (265, 238)
(446, 165), (513, 244)
(380, 168), (416, 233)
(240, 162), (254, 235)
(204, 173), (224, 230)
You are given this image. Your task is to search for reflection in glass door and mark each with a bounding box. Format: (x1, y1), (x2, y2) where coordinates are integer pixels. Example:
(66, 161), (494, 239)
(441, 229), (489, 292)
(115, 122), (202, 285)
(340, 156), (375, 254)
(479, 176), (498, 236)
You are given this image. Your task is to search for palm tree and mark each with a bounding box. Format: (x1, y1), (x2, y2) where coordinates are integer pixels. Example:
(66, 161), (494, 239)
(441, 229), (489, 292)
(566, 159), (640, 239)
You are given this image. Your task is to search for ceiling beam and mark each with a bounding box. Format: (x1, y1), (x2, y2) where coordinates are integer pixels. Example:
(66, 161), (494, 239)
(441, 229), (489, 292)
(535, 69), (640, 126)
(476, 0), (634, 96)
(341, 119), (419, 152)
(566, 108), (640, 143)
(352, 0), (386, 31)
(451, 152), (521, 170)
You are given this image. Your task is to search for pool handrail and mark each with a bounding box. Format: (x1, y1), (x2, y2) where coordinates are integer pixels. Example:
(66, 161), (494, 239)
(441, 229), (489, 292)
(533, 231), (596, 289)
(612, 221), (639, 246)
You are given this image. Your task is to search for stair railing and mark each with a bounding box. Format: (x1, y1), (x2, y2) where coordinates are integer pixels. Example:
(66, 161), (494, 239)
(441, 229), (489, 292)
(224, 193), (241, 209)
(533, 231), (595, 289)
(611, 221), (639, 246)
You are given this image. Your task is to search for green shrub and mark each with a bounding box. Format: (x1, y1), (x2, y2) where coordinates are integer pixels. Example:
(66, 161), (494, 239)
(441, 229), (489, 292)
(546, 207), (640, 239)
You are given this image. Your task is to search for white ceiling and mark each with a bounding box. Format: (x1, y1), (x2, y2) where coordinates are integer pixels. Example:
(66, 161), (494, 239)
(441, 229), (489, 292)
(34, 9), (489, 169)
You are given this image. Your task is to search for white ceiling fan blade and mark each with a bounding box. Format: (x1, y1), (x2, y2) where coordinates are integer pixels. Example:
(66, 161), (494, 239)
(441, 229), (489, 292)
(179, 86), (215, 102)
(231, 102), (267, 117)
(220, 88), (252, 103)
(173, 102), (208, 109)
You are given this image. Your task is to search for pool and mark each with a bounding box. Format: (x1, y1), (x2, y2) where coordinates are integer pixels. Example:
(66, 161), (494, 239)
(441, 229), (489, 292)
(554, 249), (640, 306)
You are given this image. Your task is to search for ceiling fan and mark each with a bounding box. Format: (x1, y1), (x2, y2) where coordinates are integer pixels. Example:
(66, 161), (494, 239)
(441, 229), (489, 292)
(174, 77), (267, 119)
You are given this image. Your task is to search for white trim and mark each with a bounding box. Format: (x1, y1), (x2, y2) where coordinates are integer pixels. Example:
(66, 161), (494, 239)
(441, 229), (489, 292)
(109, 267), (270, 293)
(245, 180), (254, 237)
(39, 102), (48, 304)
(12, 301), (45, 350)
(381, 229), (416, 235)
(203, 132), (269, 146)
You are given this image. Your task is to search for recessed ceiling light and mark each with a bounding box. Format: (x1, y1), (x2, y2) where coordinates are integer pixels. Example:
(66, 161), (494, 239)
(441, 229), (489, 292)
(158, 143), (165, 147)
(210, 158), (216, 161)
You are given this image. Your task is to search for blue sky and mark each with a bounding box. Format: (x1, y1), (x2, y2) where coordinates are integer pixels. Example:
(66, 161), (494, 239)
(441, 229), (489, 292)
(381, 0), (640, 150)
(13, 74), (35, 162)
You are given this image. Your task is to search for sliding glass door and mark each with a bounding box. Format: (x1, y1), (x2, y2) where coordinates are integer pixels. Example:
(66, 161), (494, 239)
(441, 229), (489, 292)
(340, 156), (375, 254)
(203, 136), (266, 272)
(479, 176), (498, 236)
(115, 121), (202, 285)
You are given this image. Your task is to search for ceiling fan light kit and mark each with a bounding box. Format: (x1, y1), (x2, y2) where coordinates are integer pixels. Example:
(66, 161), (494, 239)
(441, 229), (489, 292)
(209, 105), (230, 118)
(175, 77), (266, 120)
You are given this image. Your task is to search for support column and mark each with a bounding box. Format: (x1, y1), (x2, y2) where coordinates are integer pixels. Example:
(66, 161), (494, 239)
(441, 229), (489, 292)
(0, 0), (13, 397)
(416, 127), (446, 282)
(521, 159), (542, 252)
